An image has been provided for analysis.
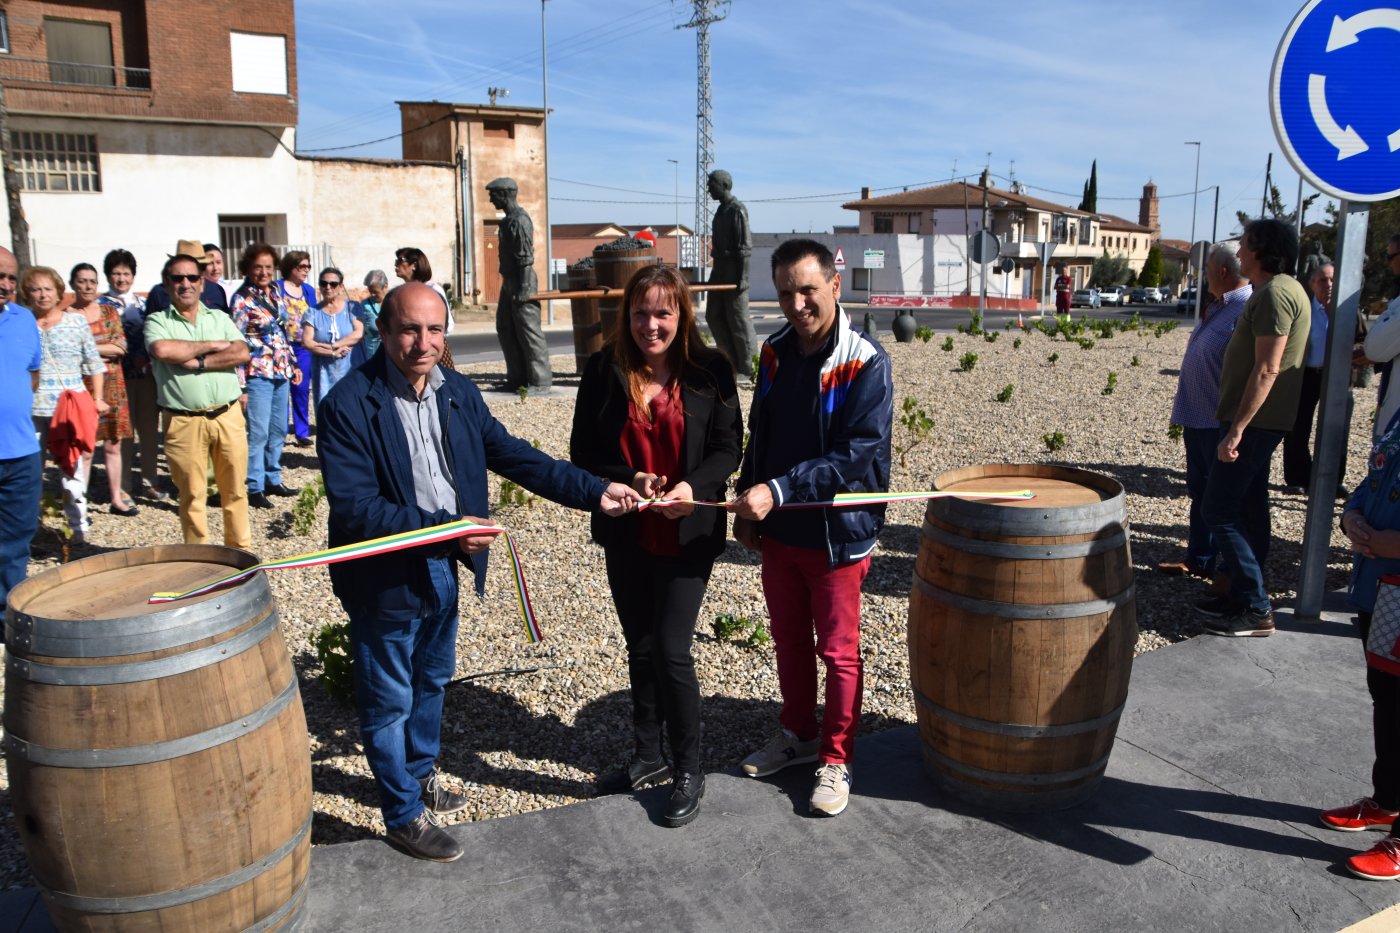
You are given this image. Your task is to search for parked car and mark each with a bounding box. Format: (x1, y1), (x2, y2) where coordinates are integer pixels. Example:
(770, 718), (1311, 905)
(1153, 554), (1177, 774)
(1097, 286), (1127, 307)
(1157, 286), (1173, 303)
(1129, 288), (1149, 305)
(1071, 288), (1101, 309)
(1176, 287), (1198, 313)
(1144, 286), (1164, 303)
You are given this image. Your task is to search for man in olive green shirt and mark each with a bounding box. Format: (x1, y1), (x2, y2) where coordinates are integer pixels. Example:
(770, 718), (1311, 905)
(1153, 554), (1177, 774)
(1198, 219), (1311, 637)
(145, 254), (253, 547)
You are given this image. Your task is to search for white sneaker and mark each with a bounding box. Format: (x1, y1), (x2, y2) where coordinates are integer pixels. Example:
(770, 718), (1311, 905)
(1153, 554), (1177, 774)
(740, 729), (821, 777)
(809, 763), (851, 816)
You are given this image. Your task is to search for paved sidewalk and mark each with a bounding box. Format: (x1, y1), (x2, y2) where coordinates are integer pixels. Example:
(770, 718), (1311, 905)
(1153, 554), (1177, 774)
(6, 594), (1399, 932)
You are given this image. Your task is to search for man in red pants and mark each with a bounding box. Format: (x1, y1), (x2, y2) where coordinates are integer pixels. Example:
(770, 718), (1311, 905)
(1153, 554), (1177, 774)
(730, 238), (893, 817)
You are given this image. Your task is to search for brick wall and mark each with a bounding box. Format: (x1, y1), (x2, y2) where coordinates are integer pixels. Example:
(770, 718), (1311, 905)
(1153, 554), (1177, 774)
(1, 0), (297, 126)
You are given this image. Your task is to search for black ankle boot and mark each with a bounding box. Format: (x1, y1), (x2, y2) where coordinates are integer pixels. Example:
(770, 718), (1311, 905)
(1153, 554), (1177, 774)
(595, 755), (669, 796)
(664, 772), (705, 827)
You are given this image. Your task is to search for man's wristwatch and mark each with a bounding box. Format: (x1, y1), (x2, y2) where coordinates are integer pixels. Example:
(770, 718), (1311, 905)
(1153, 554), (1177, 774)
(197, 354), (206, 371)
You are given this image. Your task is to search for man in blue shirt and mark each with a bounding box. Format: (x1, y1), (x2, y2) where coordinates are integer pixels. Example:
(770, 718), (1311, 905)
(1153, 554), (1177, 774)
(0, 246), (42, 620)
(1283, 262), (1338, 494)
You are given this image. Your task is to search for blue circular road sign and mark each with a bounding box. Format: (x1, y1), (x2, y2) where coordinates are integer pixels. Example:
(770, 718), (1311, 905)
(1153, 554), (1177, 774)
(1271, 0), (1400, 201)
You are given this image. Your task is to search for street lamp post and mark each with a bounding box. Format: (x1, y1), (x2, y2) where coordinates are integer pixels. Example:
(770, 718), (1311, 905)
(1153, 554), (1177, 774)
(667, 158), (679, 268)
(1185, 140), (1201, 280)
(541, 0), (553, 323)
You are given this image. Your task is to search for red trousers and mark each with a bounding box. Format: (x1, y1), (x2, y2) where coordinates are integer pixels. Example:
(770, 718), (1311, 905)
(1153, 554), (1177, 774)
(760, 537), (869, 765)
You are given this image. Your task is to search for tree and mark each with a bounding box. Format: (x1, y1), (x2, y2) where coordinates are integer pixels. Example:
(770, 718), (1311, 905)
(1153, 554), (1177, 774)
(1078, 160), (1098, 213)
(1161, 258), (1183, 288)
(1138, 245), (1165, 287)
(1091, 249), (1132, 286)
(1234, 183), (1320, 233)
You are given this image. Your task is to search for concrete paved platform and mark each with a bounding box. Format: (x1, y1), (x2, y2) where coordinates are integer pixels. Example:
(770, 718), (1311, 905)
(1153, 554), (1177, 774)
(6, 595), (1400, 932)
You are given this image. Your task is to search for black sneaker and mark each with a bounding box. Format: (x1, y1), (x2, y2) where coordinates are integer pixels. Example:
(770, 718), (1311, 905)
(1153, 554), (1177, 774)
(1205, 607), (1275, 637)
(385, 810), (463, 862)
(664, 772), (705, 828)
(595, 755), (669, 796)
(420, 770), (468, 815)
(248, 491), (274, 510)
(1194, 595), (1239, 618)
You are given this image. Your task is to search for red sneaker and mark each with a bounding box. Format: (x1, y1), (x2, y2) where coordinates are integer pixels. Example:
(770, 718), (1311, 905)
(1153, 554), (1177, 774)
(1321, 798), (1399, 832)
(1348, 839), (1400, 881)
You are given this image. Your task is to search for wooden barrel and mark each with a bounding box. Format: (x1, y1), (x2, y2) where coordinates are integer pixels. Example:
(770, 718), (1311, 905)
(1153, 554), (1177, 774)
(908, 464), (1136, 811)
(592, 244), (658, 341)
(568, 263), (600, 373)
(4, 545), (312, 932)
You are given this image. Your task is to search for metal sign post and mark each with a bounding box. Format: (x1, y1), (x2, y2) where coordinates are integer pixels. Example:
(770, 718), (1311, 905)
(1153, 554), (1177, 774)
(1271, 0), (1398, 617)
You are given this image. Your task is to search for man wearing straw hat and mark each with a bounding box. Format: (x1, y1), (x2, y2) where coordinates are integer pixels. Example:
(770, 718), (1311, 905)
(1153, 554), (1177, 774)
(318, 282), (638, 862)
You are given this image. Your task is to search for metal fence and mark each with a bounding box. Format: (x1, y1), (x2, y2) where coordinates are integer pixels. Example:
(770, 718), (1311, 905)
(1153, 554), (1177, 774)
(0, 55), (151, 91)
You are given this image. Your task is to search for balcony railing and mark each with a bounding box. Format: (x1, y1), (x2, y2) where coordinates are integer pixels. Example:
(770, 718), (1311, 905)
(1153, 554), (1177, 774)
(0, 55), (151, 91)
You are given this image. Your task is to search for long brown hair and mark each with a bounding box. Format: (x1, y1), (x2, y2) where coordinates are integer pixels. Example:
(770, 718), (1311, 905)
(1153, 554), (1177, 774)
(608, 264), (719, 418)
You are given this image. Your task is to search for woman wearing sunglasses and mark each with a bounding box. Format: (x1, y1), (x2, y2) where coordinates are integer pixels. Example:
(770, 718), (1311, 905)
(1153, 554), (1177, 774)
(301, 267), (364, 410)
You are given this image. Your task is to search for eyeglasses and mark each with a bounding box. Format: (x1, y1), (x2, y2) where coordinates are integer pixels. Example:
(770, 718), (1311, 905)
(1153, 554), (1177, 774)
(319, 280), (342, 289)
(295, 262), (311, 270)
(167, 274), (202, 284)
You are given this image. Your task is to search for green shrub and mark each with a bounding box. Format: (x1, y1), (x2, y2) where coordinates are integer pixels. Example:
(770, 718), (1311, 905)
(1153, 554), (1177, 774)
(958, 352), (979, 372)
(1043, 431), (1066, 453)
(315, 622), (355, 707)
(996, 384), (1014, 403)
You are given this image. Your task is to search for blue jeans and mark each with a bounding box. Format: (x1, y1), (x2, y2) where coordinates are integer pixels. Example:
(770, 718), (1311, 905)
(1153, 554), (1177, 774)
(1182, 427), (1219, 575)
(0, 450), (41, 613)
(245, 377), (289, 493)
(349, 557), (459, 829)
(1202, 423), (1285, 614)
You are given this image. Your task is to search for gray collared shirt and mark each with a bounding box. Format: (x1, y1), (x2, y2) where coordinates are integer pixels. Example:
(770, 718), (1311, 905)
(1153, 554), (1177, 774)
(385, 361), (459, 515)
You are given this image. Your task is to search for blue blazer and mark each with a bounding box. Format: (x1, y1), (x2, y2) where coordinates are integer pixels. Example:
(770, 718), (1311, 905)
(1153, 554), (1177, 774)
(317, 349), (606, 620)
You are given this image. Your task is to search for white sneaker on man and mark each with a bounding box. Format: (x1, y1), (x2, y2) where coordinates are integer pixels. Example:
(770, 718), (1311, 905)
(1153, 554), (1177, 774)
(809, 763), (851, 816)
(740, 729), (820, 777)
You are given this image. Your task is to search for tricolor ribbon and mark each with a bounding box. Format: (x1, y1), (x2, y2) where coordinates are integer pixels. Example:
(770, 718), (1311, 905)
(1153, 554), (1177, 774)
(148, 519), (544, 644)
(635, 489), (1035, 511)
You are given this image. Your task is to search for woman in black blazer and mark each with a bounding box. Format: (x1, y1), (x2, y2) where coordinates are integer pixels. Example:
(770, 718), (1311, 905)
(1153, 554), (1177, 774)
(570, 263), (742, 827)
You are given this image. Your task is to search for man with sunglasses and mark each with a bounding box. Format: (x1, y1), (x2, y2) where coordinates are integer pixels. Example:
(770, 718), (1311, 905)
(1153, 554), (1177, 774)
(145, 239), (231, 316)
(145, 254), (252, 547)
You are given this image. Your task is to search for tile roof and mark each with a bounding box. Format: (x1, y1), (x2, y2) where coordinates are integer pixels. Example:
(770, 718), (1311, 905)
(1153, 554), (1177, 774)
(841, 181), (1093, 218)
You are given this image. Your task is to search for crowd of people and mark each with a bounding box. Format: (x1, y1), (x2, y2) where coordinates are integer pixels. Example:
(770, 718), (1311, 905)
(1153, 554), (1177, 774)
(6, 221), (1400, 881)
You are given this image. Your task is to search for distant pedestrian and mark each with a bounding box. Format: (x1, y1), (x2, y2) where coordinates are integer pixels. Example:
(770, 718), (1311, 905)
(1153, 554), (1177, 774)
(1283, 262), (1336, 493)
(1054, 267), (1072, 314)
(101, 248), (166, 501)
(352, 269), (389, 366)
(277, 250), (316, 447)
(71, 262), (137, 516)
(1362, 235), (1400, 438)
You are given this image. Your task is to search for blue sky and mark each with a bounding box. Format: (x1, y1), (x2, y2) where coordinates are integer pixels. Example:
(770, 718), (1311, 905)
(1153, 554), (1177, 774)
(291, 0), (1361, 244)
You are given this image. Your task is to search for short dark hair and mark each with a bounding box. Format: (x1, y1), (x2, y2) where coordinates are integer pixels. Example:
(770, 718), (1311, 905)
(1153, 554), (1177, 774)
(103, 248), (137, 277)
(69, 262), (98, 286)
(279, 250), (310, 280)
(203, 243), (222, 256)
(239, 243), (279, 278)
(162, 254), (202, 281)
(770, 238), (837, 279)
(1242, 218), (1299, 276)
(395, 247), (433, 283)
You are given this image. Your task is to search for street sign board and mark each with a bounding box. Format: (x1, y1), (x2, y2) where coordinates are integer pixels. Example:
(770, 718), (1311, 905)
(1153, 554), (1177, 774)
(1037, 241), (1054, 266)
(1190, 240), (1211, 271)
(969, 231), (1000, 265)
(864, 249), (885, 269)
(833, 246), (846, 270)
(1271, 0), (1400, 201)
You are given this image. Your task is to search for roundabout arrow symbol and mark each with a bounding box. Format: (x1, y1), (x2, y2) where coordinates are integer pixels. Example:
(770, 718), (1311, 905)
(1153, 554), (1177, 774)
(1308, 73), (1368, 160)
(1326, 8), (1400, 51)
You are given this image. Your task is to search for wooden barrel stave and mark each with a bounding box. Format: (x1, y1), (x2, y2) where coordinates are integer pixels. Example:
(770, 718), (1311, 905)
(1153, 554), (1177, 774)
(908, 464), (1137, 811)
(4, 546), (312, 932)
(567, 265), (600, 373)
(591, 246), (658, 340)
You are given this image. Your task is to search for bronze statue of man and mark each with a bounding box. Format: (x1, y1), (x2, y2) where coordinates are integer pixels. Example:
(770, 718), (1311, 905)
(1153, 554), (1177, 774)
(706, 170), (755, 379)
(487, 177), (552, 392)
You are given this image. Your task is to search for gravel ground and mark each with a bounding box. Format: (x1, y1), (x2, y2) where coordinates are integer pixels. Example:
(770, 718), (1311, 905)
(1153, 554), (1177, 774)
(0, 323), (1372, 891)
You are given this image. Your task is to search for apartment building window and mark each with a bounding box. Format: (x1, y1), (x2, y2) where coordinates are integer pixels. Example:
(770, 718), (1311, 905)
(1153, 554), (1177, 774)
(482, 120), (514, 139)
(229, 32), (288, 95)
(0, 11), (11, 54)
(10, 131), (100, 192)
(873, 214), (893, 234)
(44, 19), (114, 86)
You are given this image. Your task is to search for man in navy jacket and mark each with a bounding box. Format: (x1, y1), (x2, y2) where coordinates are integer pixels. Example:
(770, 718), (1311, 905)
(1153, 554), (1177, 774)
(730, 238), (893, 818)
(318, 283), (636, 861)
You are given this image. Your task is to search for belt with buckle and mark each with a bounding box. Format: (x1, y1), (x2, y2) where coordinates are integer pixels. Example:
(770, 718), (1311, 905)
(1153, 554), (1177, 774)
(162, 402), (234, 419)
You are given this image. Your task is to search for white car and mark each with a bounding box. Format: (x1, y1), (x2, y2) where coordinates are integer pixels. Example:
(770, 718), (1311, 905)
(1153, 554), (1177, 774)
(1097, 286), (1127, 307)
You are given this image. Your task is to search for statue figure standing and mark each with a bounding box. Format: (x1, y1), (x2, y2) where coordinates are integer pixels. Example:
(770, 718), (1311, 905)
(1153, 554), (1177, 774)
(487, 177), (552, 392)
(706, 170), (756, 379)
